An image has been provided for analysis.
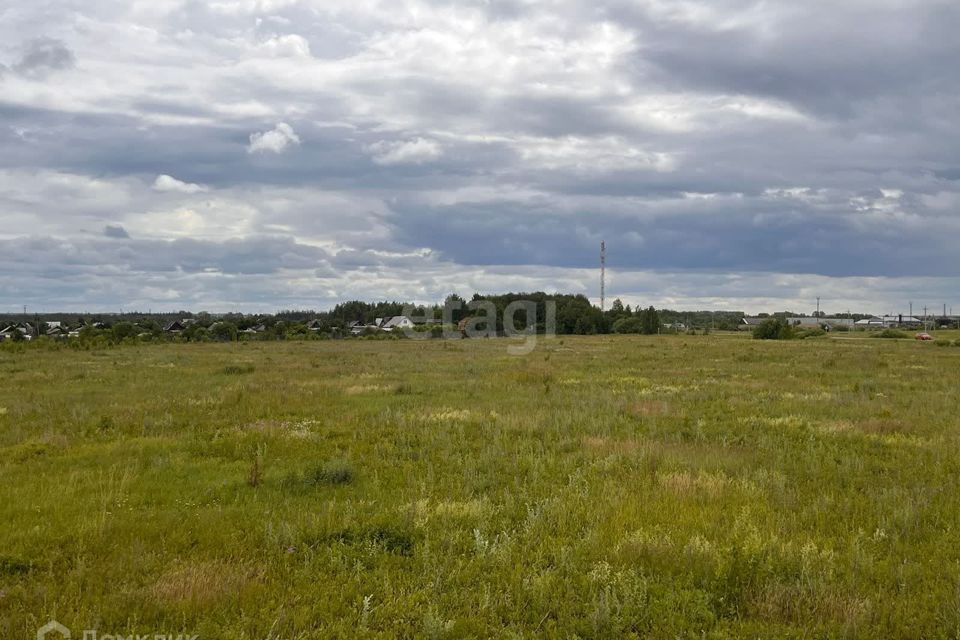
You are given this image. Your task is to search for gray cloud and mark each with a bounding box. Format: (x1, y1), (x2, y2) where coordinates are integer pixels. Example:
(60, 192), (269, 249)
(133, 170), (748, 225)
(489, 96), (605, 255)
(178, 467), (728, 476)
(0, 0), (957, 311)
(0, 235), (331, 277)
(103, 224), (129, 239)
(14, 37), (76, 76)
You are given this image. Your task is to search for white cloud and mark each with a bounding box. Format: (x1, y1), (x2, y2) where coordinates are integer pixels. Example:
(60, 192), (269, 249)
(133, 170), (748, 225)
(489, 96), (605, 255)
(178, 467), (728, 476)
(516, 136), (676, 172)
(257, 34), (312, 58)
(367, 138), (443, 165)
(248, 123), (301, 154)
(152, 174), (208, 194)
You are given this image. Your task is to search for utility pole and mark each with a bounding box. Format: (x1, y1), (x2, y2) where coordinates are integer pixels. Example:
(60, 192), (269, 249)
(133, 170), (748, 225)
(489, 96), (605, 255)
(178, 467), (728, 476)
(923, 306), (928, 331)
(816, 297), (820, 317)
(600, 240), (606, 313)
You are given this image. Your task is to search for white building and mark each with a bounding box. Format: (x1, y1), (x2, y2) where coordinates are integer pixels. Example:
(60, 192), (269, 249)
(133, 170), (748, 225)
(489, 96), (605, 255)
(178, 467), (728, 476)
(380, 316), (416, 331)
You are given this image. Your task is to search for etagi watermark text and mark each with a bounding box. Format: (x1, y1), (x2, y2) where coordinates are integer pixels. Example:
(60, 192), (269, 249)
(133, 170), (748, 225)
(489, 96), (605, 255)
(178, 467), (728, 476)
(400, 299), (556, 355)
(36, 619), (197, 640)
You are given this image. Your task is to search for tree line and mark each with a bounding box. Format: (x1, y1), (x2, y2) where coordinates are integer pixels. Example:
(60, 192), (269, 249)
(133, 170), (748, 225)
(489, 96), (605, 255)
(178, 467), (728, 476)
(2, 293), (778, 346)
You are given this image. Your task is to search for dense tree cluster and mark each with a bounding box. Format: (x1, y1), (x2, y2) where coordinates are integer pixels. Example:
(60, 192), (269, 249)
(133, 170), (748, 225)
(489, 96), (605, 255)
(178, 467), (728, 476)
(751, 318), (794, 340)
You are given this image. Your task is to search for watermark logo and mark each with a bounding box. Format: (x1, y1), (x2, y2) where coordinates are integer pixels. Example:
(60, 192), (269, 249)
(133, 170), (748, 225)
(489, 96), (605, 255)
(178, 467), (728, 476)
(401, 298), (556, 355)
(37, 620), (70, 640)
(35, 622), (196, 640)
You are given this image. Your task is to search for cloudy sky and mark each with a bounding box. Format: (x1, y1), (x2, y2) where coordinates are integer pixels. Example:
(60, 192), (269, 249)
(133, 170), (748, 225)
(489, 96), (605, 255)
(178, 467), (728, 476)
(1, 0), (958, 314)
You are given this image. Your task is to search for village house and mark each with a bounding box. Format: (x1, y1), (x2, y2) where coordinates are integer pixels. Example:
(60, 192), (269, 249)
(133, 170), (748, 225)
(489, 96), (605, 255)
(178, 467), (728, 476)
(380, 315), (415, 332)
(45, 322), (68, 337)
(786, 317), (855, 330)
(855, 315), (922, 328)
(348, 320), (378, 336)
(0, 323), (34, 341)
(163, 320), (187, 333)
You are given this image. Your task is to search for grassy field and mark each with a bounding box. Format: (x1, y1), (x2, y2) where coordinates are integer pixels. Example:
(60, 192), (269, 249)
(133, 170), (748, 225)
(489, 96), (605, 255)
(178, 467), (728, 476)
(2, 333), (960, 638)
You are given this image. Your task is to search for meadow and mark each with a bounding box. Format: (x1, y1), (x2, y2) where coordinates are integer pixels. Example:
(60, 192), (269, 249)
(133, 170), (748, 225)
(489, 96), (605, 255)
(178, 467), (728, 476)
(2, 332), (960, 638)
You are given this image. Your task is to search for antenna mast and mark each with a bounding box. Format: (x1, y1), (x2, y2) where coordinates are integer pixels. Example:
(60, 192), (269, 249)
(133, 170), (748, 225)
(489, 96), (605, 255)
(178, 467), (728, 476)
(600, 240), (606, 312)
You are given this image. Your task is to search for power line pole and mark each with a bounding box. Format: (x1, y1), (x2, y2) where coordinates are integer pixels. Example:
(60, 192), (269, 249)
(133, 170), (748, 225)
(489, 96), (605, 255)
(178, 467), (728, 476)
(600, 240), (606, 312)
(816, 297), (820, 317)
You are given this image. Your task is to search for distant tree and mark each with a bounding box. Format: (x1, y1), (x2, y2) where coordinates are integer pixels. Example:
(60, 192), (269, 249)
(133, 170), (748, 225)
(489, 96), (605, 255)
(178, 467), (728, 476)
(182, 323), (210, 342)
(138, 319), (161, 334)
(639, 306), (661, 335)
(111, 322), (139, 341)
(613, 316), (643, 334)
(752, 318), (794, 340)
(76, 325), (92, 339)
(444, 293), (467, 323)
(258, 322), (282, 340)
(606, 298), (631, 325)
(210, 322), (238, 342)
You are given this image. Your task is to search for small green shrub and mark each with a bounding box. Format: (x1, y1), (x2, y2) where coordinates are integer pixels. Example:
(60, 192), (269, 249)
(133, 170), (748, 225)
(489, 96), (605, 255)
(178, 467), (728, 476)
(612, 317), (643, 334)
(307, 459), (355, 485)
(935, 339), (951, 347)
(247, 445), (265, 487)
(305, 524), (416, 556)
(283, 459), (355, 491)
(0, 556), (32, 576)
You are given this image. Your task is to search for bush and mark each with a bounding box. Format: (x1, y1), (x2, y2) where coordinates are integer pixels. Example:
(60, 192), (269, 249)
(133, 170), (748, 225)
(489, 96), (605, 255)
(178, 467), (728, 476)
(306, 459), (354, 486)
(281, 459), (355, 492)
(111, 322), (139, 341)
(935, 339), (951, 347)
(210, 322), (238, 342)
(613, 317), (643, 334)
(796, 328), (827, 339)
(871, 329), (909, 339)
(752, 318), (793, 340)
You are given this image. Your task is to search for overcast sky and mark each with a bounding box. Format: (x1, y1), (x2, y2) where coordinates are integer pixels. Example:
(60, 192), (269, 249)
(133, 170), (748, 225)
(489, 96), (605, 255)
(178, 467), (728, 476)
(1, 0), (958, 314)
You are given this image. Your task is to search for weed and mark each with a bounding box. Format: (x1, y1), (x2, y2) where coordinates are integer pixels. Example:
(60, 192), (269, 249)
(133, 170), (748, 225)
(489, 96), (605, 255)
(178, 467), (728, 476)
(306, 459), (355, 486)
(0, 556), (32, 576)
(248, 444), (266, 487)
(221, 364), (255, 375)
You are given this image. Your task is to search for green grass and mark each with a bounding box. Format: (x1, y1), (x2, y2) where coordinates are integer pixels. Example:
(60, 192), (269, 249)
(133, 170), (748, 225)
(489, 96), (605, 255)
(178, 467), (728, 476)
(2, 334), (960, 638)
